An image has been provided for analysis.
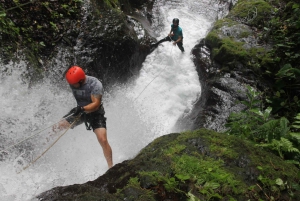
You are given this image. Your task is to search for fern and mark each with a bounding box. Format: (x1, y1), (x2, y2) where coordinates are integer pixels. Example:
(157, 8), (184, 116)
(253, 117), (289, 143)
(257, 137), (300, 159)
(290, 132), (300, 143)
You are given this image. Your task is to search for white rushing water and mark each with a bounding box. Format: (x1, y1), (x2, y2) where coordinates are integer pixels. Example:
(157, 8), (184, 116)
(0, 0), (218, 200)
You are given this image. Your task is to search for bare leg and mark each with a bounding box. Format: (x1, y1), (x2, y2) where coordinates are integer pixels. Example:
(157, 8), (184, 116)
(94, 128), (113, 168)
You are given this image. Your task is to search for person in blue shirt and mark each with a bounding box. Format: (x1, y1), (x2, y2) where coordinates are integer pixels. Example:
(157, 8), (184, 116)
(151, 18), (184, 52)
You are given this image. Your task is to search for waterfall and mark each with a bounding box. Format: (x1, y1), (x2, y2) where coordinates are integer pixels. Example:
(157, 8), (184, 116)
(0, 0), (219, 200)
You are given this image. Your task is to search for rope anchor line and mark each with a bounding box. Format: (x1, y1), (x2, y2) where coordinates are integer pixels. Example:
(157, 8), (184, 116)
(19, 115), (81, 173)
(133, 43), (176, 101)
(0, 114), (74, 154)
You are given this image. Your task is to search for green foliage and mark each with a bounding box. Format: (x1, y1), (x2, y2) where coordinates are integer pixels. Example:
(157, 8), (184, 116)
(210, 0), (300, 123)
(257, 137), (300, 159)
(229, 0), (273, 27)
(0, 0), (82, 60)
(268, 63), (300, 115)
(103, 0), (120, 9)
(173, 154), (243, 197)
(226, 85), (300, 164)
(205, 31), (222, 49)
(164, 144), (186, 156)
(259, 1), (300, 118)
(128, 177), (140, 187)
(213, 38), (249, 64)
(0, 5), (19, 55)
(226, 85), (267, 140)
(255, 165), (300, 199)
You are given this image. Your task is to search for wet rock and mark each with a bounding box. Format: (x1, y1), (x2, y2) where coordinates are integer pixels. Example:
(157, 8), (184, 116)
(37, 129), (300, 200)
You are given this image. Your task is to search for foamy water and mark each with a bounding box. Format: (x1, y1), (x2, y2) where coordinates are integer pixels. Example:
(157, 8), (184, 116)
(0, 0), (217, 200)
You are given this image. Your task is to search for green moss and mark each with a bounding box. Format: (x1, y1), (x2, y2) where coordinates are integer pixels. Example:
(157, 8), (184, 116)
(205, 135), (239, 159)
(213, 18), (237, 29)
(164, 144), (186, 156)
(205, 31), (222, 49)
(247, 47), (274, 70)
(229, 0), (273, 27)
(214, 37), (249, 64)
(116, 176), (156, 201)
(173, 154), (245, 194)
(103, 0), (120, 9)
(238, 31), (250, 38)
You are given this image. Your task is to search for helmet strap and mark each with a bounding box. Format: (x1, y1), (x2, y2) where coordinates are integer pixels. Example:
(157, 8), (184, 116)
(78, 79), (84, 87)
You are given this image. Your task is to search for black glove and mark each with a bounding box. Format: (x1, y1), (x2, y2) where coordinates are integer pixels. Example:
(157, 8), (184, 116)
(70, 106), (84, 116)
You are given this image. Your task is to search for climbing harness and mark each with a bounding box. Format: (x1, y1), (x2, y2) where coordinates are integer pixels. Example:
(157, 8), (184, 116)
(84, 113), (92, 130)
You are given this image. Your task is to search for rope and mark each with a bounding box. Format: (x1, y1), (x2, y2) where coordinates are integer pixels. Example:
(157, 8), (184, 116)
(0, 114), (74, 154)
(19, 115), (81, 173)
(133, 43), (174, 101)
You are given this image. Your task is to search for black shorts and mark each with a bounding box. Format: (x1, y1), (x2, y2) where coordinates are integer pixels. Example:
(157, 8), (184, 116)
(65, 105), (107, 130)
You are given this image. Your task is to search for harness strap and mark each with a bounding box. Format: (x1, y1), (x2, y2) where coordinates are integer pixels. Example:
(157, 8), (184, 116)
(83, 113), (92, 130)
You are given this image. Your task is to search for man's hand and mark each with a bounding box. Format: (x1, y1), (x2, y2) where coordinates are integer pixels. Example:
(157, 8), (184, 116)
(70, 106), (84, 116)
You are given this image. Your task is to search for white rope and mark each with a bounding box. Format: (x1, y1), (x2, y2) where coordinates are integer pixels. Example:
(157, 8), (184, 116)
(19, 115), (81, 173)
(0, 114), (73, 154)
(133, 43), (175, 101)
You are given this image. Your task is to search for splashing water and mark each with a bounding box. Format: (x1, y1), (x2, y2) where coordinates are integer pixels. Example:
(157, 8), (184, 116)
(0, 0), (218, 200)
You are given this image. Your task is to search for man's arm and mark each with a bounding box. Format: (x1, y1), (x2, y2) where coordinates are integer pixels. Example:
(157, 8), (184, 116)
(174, 36), (182, 44)
(83, 94), (102, 113)
(168, 28), (173, 37)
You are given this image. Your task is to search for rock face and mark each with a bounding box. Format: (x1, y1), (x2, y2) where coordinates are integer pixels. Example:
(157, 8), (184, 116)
(176, 5), (272, 132)
(37, 129), (300, 200)
(51, 0), (156, 86)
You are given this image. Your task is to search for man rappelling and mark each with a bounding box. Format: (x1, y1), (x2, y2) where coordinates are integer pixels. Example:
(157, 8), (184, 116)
(55, 66), (113, 169)
(150, 18), (185, 52)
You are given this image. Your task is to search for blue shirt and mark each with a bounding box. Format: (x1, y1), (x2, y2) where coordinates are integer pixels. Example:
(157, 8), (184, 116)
(171, 24), (183, 41)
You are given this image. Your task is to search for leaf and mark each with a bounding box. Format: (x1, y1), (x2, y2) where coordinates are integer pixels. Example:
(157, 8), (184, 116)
(175, 174), (190, 181)
(204, 182), (220, 189)
(276, 64), (293, 78)
(276, 178), (284, 186)
(250, 108), (263, 116)
(292, 3), (299, 9)
(0, 12), (6, 17)
(187, 191), (201, 201)
(290, 132), (300, 142)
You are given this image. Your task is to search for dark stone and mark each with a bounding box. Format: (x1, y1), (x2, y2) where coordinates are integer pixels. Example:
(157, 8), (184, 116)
(37, 129), (300, 200)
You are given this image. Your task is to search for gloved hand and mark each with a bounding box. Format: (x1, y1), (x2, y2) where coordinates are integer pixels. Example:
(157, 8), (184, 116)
(70, 106), (84, 116)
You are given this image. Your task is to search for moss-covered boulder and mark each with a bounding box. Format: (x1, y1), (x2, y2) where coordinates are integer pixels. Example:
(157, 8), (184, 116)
(37, 129), (300, 200)
(228, 0), (273, 28)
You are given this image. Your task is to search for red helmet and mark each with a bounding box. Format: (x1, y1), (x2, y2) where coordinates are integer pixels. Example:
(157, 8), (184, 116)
(65, 66), (86, 84)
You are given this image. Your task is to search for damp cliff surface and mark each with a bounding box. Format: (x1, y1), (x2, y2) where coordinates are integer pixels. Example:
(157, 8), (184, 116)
(37, 129), (300, 200)
(0, 0), (156, 86)
(179, 0), (299, 133)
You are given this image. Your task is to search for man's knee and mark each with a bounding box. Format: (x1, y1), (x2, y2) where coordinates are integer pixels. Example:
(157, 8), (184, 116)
(94, 128), (107, 142)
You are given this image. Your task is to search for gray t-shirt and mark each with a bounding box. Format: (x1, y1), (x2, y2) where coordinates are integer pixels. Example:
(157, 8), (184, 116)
(70, 76), (103, 107)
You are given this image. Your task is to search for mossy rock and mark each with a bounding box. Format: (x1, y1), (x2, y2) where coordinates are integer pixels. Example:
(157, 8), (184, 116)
(206, 31), (249, 65)
(37, 129), (300, 200)
(228, 0), (273, 27)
